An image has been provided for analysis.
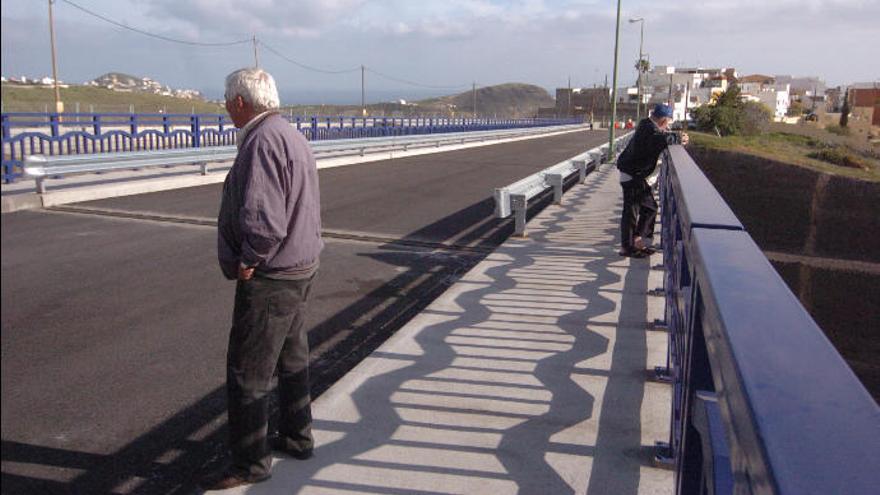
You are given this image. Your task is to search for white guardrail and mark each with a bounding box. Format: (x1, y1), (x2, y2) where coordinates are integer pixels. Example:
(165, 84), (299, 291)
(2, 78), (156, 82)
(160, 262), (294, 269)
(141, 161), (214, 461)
(23, 124), (588, 193)
(494, 132), (633, 236)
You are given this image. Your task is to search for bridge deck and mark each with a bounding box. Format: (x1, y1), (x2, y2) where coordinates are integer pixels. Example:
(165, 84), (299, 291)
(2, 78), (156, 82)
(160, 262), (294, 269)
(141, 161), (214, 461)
(217, 164), (672, 494)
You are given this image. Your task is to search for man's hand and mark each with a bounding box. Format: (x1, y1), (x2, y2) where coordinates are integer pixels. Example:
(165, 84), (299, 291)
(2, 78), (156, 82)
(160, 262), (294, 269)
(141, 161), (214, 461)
(680, 132), (690, 146)
(238, 263), (255, 281)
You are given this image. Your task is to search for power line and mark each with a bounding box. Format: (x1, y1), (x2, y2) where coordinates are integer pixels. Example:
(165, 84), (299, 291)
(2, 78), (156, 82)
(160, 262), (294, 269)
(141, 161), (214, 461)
(59, 0), (472, 93)
(365, 67), (470, 91)
(60, 0), (252, 47)
(259, 41), (360, 74)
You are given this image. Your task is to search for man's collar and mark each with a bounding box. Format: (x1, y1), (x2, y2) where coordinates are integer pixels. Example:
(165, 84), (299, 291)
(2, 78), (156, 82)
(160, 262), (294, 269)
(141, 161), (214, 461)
(236, 110), (278, 148)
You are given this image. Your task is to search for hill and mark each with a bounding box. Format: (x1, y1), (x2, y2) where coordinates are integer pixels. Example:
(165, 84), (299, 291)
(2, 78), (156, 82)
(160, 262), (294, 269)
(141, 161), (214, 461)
(278, 83), (556, 119)
(1, 81), (554, 118)
(1, 84), (223, 114)
(88, 72), (203, 100)
(419, 83), (555, 118)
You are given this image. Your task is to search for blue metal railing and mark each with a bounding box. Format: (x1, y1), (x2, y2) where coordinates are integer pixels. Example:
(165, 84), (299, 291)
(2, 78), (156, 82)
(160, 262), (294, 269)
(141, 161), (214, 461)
(1, 112), (580, 183)
(657, 145), (879, 494)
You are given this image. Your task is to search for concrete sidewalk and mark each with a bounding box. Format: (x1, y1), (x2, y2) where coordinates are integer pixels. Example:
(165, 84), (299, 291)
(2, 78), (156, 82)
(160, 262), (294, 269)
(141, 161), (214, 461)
(212, 163), (672, 495)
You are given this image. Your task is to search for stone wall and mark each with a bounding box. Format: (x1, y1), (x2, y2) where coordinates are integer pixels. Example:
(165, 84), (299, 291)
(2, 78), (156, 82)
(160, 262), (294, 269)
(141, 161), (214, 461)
(687, 146), (880, 399)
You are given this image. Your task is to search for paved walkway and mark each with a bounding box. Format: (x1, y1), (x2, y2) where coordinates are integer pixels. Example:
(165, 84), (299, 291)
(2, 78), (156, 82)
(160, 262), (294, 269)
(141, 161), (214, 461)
(215, 163), (672, 494)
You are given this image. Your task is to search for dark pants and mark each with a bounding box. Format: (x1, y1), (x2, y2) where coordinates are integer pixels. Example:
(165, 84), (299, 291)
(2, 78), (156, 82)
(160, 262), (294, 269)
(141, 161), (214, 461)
(226, 275), (315, 478)
(620, 178), (658, 250)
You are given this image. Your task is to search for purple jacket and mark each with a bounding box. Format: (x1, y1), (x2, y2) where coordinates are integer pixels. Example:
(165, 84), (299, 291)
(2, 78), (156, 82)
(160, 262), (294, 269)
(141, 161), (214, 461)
(217, 113), (323, 280)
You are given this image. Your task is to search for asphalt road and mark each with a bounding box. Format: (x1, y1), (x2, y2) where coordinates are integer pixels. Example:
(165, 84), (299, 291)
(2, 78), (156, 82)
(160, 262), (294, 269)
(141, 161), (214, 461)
(1, 130), (607, 494)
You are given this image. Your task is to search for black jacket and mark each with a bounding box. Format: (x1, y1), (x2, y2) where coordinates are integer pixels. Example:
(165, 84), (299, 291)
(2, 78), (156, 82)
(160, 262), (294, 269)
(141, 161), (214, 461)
(616, 118), (681, 179)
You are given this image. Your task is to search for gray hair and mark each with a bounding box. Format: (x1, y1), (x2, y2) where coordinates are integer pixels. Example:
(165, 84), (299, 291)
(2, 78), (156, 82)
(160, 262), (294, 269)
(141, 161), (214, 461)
(224, 68), (280, 112)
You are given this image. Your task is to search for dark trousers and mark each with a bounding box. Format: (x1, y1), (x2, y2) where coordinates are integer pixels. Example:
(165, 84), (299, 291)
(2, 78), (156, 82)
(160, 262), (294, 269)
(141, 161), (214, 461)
(226, 275), (315, 478)
(620, 178), (658, 250)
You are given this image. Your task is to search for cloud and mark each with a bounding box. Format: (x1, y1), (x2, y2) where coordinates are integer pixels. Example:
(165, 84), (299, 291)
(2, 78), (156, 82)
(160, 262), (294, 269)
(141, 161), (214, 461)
(145, 0), (367, 38)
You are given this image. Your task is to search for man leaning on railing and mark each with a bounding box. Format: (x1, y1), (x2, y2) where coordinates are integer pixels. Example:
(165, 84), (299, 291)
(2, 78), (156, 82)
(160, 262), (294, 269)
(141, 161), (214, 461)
(616, 103), (689, 258)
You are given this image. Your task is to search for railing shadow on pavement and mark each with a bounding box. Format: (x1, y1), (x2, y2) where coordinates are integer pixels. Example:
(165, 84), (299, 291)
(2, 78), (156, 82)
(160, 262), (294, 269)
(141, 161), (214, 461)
(225, 164), (662, 494)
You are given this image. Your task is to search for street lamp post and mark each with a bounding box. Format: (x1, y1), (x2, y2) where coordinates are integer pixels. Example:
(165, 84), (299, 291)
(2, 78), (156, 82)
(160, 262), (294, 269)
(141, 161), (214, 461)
(629, 17), (645, 121)
(47, 0), (63, 114)
(607, 0), (622, 161)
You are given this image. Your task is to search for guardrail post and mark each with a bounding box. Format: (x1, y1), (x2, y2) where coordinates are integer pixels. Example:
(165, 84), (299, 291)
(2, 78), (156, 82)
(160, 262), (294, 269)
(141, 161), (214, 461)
(573, 159), (588, 183)
(547, 173), (564, 204)
(511, 194), (528, 237)
(36, 176), (47, 194)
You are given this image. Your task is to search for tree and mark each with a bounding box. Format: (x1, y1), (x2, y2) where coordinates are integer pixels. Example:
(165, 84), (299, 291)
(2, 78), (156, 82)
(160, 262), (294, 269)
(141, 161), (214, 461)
(787, 99), (805, 117)
(840, 91), (850, 128)
(691, 85), (770, 136)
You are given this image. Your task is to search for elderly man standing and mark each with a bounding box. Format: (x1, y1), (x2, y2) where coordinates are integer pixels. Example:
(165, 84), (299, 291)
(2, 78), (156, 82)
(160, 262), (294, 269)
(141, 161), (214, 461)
(616, 103), (688, 258)
(202, 68), (323, 490)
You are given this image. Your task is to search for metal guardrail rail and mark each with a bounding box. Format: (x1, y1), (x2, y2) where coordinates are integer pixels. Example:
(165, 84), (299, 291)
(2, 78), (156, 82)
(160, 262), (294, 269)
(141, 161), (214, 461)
(493, 132), (633, 236)
(23, 124), (588, 193)
(3, 112), (580, 183)
(655, 145), (879, 494)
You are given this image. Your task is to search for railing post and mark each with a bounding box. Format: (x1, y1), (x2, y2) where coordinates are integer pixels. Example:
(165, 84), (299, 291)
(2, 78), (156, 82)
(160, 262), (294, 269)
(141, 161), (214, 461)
(92, 114), (102, 136)
(191, 115), (201, 148)
(310, 116), (318, 141)
(1, 114), (10, 183)
(49, 113), (60, 137)
(162, 115), (170, 135)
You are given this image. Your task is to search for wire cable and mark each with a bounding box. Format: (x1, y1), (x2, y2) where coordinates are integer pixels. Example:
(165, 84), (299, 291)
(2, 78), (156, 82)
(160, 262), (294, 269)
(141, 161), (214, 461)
(259, 41), (360, 75)
(60, 0), (252, 47)
(365, 67), (470, 90)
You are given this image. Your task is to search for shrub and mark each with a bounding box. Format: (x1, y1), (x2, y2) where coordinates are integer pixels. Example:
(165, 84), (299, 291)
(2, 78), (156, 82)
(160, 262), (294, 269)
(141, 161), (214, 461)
(825, 124), (851, 136)
(807, 148), (867, 169)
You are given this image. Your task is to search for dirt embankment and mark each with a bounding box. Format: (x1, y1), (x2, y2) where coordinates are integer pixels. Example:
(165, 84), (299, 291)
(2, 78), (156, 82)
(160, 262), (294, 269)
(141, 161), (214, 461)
(688, 146), (880, 400)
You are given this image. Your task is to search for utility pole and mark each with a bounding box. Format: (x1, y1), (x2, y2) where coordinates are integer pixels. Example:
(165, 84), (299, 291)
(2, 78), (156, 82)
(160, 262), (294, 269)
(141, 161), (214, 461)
(361, 65), (366, 117)
(668, 72), (674, 106)
(47, 0), (63, 113)
(629, 17), (645, 121)
(472, 82), (477, 118)
(252, 35), (259, 67)
(608, 0), (622, 160)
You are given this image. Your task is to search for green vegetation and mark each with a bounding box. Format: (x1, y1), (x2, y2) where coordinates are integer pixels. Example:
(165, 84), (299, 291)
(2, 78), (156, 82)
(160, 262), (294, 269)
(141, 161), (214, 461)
(1, 84), (224, 114)
(806, 148), (869, 169)
(690, 130), (880, 182)
(825, 124), (851, 136)
(690, 86), (772, 136)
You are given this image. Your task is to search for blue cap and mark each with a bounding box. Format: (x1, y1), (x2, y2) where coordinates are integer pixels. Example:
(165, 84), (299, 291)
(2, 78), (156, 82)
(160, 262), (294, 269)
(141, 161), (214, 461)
(652, 103), (673, 118)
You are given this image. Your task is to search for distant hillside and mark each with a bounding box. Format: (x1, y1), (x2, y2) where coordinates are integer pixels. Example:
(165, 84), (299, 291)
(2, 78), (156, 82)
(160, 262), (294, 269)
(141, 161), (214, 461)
(418, 83), (555, 118)
(278, 83), (556, 118)
(0, 83), (223, 114)
(88, 72), (203, 100)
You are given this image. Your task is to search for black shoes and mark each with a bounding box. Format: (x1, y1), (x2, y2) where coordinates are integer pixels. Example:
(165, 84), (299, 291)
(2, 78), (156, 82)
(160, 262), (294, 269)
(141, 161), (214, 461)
(271, 437), (314, 460)
(199, 470), (270, 491)
(618, 247), (648, 258)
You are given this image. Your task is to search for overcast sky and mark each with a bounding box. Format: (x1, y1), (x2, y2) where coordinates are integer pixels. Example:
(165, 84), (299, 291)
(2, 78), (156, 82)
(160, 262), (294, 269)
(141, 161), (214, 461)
(2, 0), (878, 103)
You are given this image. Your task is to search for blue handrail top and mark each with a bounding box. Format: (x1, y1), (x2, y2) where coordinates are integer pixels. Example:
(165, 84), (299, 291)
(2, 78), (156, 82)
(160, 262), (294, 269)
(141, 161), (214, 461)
(668, 145), (744, 233)
(691, 228), (880, 495)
